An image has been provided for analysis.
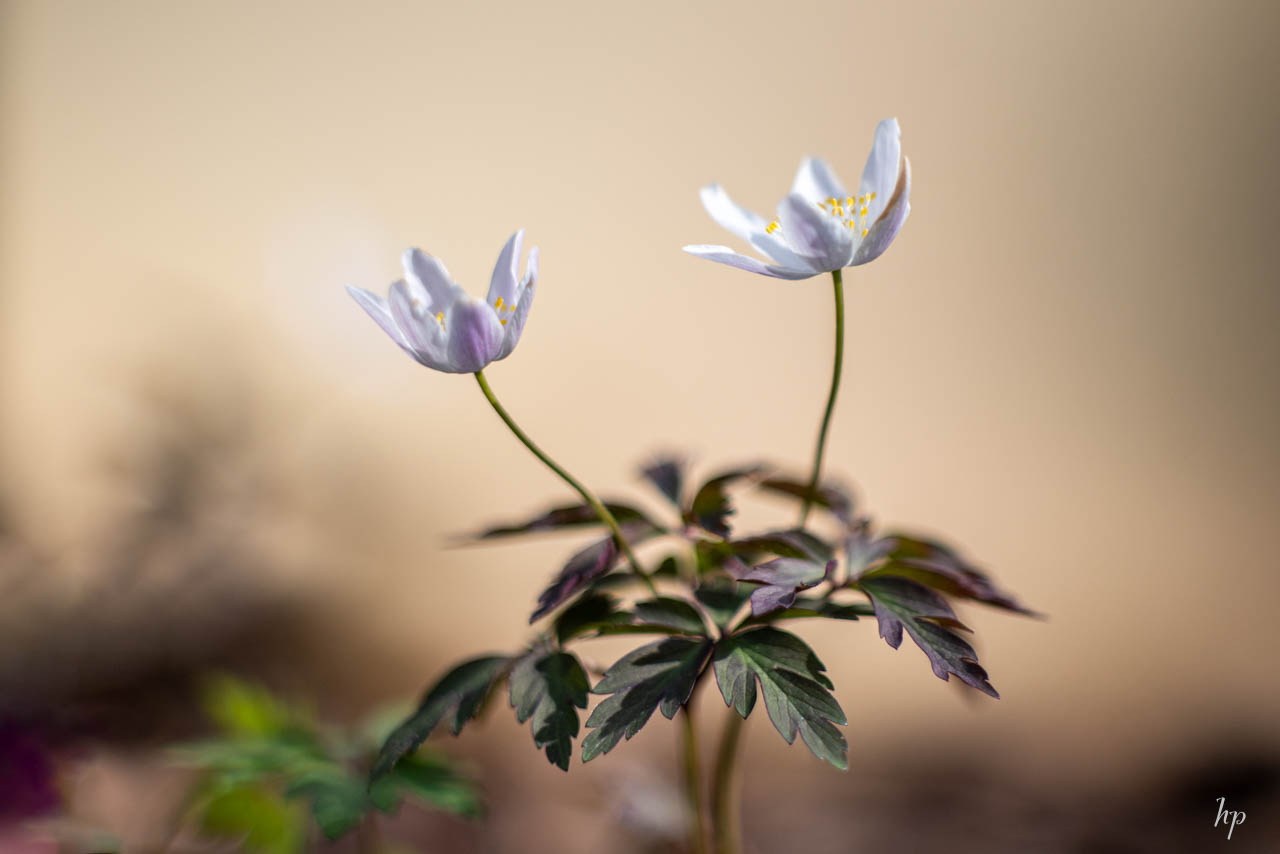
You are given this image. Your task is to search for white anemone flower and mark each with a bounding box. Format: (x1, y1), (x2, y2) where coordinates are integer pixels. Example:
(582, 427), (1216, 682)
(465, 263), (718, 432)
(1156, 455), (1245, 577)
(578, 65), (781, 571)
(346, 230), (538, 373)
(683, 118), (911, 279)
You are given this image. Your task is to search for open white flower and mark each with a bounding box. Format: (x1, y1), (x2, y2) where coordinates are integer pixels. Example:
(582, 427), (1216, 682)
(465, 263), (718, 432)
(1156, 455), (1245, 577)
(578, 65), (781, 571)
(346, 230), (538, 373)
(683, 118), (911, 279)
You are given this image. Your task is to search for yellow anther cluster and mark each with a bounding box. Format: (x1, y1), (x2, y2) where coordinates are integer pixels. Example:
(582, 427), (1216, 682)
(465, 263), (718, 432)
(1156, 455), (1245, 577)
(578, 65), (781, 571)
(435, 311), (445, 327)
(493, 295), (517, 326)
(765, 220), (781, 234)
(818, 191), (878, 238)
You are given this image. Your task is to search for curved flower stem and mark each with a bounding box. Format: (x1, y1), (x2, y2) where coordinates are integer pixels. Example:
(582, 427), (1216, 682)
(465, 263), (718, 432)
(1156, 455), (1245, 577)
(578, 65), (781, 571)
(680, 700), (709, 854)
(799, 268), (845, 527)
(474, 370), (656, 595)
(710, 708), (746, 854)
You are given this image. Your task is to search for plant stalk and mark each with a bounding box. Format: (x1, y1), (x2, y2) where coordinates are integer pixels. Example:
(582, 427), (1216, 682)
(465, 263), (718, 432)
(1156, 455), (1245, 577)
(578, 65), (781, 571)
(710, 709), (746, 854)
(799, 268), (845, 527)
(680, 702), (709, 854)
(474, 370), (656, 595)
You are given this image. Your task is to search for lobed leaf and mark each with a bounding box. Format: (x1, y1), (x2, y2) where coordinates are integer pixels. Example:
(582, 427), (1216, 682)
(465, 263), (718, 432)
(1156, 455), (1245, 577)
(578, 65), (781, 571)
(370, 753), (483, 819)
(632, 596), (709, 636)
(857, 575), (999, 697)
(372, 656), (509, 780)
(712, 628), (846, 769)
(865, 533), (1036, 616)
(731, 528), (835, 563)
(581, 637), (713, 762)
(693, 583), (752, 631)
(729, 557), (836, 617)
(508, 649), (590, 771)
(553, 592), (632, 644)
(758, 476), (855, 525)
(640, 456), (686, 508)
(685, 466), (764, 538)
(529, 537), (618, 622)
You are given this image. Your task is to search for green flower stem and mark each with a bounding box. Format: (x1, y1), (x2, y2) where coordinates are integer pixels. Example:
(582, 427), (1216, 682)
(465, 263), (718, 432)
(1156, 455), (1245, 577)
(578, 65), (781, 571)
(799, 269), (845, 527)
(710, 709), (746, 854)
(680, 701), (709, 854)
(474, 370), (656, 595)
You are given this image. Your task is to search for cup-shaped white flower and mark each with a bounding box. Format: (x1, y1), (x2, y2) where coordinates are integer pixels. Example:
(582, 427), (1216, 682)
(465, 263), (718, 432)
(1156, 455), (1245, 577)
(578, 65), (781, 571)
(683, 118), (911, 279)
(346, 230), (538, 373)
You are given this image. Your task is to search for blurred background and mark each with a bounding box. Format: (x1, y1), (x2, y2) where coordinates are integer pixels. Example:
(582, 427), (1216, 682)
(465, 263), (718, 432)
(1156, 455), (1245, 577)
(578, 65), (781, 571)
(3, 0), (1279, 850)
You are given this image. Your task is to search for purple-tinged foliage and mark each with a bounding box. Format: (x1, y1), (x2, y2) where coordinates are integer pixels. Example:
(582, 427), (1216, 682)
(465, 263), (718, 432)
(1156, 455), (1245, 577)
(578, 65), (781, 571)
(508, 649), (590, 771)
(469, 501), (656, 540)
(632, 596), (710, 636)
(373, 656), (510, 780)
(685, 465), (764, 538)
(730, 557), (837, 616)
(758, 476), (856, 525)
(732, 529), (835, 563)
(858, 575), (999, 698)
(865, 534), (1038, 616)
(553, 592), (632, 644)
(0, 723), (60, 822)
(640, 456), (686, 508)
(581, 637), (713, 762)
(712, 628), (847, 769)
(530, 537), (619, 622)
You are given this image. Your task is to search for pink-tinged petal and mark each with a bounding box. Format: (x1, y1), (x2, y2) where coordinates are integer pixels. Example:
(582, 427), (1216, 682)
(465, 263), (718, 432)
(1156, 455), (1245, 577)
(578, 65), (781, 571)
(387, 279), (451, 370)
(776, 193), (854, 271)
(682, 245), (817, 279)
(857, 118), (902, 225)
(496, 246), (537, 360)
(791, 157), (849, 205)
(445, 296), (505, 372)
(401, 248), (455, 311)
(486, 229), (523, 308)
(345, 285), (413, 352)
(852, 155), (911, 266)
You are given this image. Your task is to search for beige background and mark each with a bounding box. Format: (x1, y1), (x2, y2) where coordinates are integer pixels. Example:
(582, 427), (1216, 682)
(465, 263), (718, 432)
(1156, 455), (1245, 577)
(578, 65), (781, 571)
(3, 0), (1279, 848)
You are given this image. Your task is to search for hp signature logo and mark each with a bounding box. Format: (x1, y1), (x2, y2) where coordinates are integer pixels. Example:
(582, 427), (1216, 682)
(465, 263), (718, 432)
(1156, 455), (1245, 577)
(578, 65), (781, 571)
(1214, 797), (1246, 840)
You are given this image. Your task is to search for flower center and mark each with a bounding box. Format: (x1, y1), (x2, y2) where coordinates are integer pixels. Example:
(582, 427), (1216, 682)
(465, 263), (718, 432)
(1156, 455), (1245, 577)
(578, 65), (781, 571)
(765, 192), (877, 239)
(493, 295), (517, 326)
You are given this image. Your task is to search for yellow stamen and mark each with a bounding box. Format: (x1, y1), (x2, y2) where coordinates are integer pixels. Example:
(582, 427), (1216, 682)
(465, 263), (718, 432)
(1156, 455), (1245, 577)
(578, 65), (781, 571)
(500, 318), (507, 326)
(860, 206), (868, 217)
(765, 220), (781, 234)
(435, 311), (444, 324)
(494, 296), (505, 310)
(870, 191), (877, 201)
(861, 228), (868, 237)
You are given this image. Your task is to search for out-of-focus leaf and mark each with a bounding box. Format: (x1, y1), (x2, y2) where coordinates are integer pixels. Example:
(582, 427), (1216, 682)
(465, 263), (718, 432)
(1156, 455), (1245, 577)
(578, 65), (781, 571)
(640, 456), (686, 508)
(201, 675), (295, 738)
(729, 558), (836, 617)
(530, 523), (661, 622)
(744, 597), (872, 625)
(554, 592), (632, 644)
(732, 529), (834, 563)
(758, 476), (855, 524)
(632, 596), (708, 635)
(685, 466), (763, 538)
(694, 583), (752, 631)
(508, 649), (590, 771)
(530, 537), (618, 622)
(199, 786), (306, 854)
(284, 768), (367, 840)
(371, 754), (484, 819)
(469, 501), (654, 540)
(652, 554), (681, 578)
(712, 628), (846, 769)
(857, 576), (999, 698)
(581, 637), (713, 762)
(866, 533), (1037, 616)
(372, 656), (510, 780)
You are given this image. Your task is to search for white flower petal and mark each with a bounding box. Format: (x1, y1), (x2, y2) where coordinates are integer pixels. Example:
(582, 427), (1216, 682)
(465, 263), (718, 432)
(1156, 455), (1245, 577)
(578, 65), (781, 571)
(682, 245), (817, 279)
(700, 183), (814, 269)
(852, 155), (911, 267)
(857, 118), (901, 225)
(791, 157), (849, 205)
(345, 285), (413, 352)
(388, 279), (451, 370)
(486, 229), (523, 309)
(445, 296), (505, 373)
(776, 193), (853, 272)
(401, 248), (456, 312)
(496, 246), (537, 360)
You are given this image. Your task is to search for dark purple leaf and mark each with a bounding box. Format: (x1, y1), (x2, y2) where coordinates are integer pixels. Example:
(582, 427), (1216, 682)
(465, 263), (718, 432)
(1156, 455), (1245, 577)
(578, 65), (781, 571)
(866, 533), (1037, 616)
(732, 529), (835, 563)
(640, 456), (686, 508)
(469, 501), (654, 540)
(730, 558), (836, 616)
(530, 537), (618, 623)
(758, 476), (855, 524)
(858, 575), (998, 698)
(686, 465), (764, 538)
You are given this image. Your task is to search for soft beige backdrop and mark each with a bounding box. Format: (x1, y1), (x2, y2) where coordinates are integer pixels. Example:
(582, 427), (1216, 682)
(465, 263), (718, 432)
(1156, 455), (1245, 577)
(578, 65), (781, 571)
(3, 0), (1279, 846)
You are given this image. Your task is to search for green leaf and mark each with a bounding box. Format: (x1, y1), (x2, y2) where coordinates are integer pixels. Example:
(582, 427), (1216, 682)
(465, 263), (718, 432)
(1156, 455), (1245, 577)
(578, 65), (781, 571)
(581, 637), (713, 762)
(863, 533), (1037, 616)
(199, 786), (306, 854)
(284, 768), (367, 840)
(372, 656), (510, 780)
(553, 592), (632, 644)
(470, 501), (654, 540)
(372, 754), (484, 819)
(685, 466), (762, 538)
(858, 576), (999, 698)
(201, 675), (295, 738)
(712, 628), (847, 769)
(743, 597), (872, 624)
(694, 583), (752, 631)
(732, 529), (835, 563)
(632, 596), (708, 635)
(508, 649), (590, 771)
(757, 476), (855, 524)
